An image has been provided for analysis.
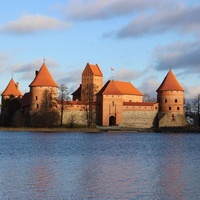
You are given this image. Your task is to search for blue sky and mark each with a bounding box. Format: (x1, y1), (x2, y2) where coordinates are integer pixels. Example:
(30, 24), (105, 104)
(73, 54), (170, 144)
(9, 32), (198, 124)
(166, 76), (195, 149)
(0, 0), (200, 99)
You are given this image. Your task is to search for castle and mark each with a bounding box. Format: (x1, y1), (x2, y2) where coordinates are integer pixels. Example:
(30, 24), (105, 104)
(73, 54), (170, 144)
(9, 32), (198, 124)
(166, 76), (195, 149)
(1, 62), (186, 128)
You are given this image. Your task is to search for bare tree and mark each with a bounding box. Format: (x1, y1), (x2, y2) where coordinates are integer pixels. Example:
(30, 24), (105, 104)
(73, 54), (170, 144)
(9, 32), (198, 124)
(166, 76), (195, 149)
(184, 99), (192, 114)
(31, 89), (60, 127)
(82, 83), (97, 128)
(58, 84), (70, 127)
(192, 95), (200, 113)
(40, 89), (56, 112)
(69, 113), (76, 128)
(192, 94), (200, 125)
(143, 93), (157, 102)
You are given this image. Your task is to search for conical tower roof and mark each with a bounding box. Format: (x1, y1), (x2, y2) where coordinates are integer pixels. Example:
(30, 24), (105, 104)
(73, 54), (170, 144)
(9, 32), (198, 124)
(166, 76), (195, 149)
(29, 63), (58, 87)
(1, 78), (22, 96)
(156, 69), (184, 92)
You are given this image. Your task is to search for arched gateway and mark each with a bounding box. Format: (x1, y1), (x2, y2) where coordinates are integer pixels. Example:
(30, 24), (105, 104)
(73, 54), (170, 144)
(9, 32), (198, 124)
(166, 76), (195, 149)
(109, 116), (116, 126)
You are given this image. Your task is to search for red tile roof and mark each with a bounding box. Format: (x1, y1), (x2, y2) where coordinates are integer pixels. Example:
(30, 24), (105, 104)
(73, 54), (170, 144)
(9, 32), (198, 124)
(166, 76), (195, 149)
(84, 63), (103, 77)
(29, 63), (58, 87)
(98, 80), (122, 95)
(1, 78), (23, 96)
(114, 81), (143, 95)
(97, 80), (143, 95)
(156, 69), (184, 92)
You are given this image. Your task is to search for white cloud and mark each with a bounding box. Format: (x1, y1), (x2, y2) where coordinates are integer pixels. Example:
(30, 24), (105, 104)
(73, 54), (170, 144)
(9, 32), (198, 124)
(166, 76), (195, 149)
(56, 68), (82, 94)
(64, 0), (162, 20)
(117, 3), (200, 38)
(138, 75), (160, 98)
(0, 14), (69, 34)
(152, 40), (200, 73)
(184, 85), (200, 99)
(112, 68), (140, 81)
(11, 58), (59, 73)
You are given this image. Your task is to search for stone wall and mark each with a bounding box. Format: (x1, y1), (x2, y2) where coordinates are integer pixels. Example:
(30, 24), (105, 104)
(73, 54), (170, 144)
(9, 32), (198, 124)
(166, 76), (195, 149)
(158, 113), (186, 127)
(62, 110), (87, 125)
(122, 110), (158, 128)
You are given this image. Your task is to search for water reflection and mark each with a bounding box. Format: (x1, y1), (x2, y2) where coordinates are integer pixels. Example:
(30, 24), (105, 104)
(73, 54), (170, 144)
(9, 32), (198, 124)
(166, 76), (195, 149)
(0, 132), (200, 199)
(156, 135), (185, 200)
(29, 157), (56, 199)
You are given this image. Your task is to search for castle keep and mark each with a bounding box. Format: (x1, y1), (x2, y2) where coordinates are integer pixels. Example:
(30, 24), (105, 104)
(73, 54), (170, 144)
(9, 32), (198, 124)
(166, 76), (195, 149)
(1, 62), (186, 128)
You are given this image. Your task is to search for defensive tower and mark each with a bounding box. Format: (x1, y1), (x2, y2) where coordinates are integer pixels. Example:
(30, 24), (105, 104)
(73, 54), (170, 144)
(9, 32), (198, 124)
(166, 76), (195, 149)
(156, 69), (186, 127)
(29, 62), (58, 111)
(81, 63), (103, 100)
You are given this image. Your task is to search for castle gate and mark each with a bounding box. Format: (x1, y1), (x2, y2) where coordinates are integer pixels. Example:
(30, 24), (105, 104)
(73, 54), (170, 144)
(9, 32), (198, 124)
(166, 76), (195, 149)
(109, 116), (116, 126)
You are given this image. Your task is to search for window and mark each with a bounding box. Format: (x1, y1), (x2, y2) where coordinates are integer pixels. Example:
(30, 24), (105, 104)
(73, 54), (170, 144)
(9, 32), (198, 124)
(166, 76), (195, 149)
(177, 107), (180, 110)
(112, 101), (114, 106)
(169, 107), (171, 110)
(36, 104), (39, 108)
(35, 96), (38, 100)
(165, 99), (167, 103)
(175, 99), (178, 103)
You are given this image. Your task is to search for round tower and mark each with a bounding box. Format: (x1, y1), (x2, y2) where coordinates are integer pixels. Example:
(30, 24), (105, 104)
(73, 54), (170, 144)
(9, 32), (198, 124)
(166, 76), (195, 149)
(156, 69), (186, 127)
(1, 78), (23, 114)
(29, 62), (58, 111)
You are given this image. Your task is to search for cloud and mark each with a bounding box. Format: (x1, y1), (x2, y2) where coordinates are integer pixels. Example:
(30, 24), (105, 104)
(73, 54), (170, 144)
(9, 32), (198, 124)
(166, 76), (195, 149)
(152, 40), (200, 74)
(184, 85), (200, 99)
(5, 58), (60, 85)
(56, 68), (82, 94)
(64, 0), (162, 20)
(112, 68), (141, 81)
(0, 51), (11, 73)
(138, 75), (160, 98)
(11, 58), (59, 73)
(117, 3), (200, 38)
(0, 14), (68, 34)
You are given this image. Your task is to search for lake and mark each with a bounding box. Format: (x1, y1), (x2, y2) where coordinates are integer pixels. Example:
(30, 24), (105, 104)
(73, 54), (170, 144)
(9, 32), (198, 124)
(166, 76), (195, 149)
(0, 131), (200, 199)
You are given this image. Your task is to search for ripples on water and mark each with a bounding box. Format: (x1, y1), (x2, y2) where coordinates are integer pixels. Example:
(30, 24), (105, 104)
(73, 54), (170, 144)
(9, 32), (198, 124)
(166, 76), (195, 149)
(0, 131), (200, 199)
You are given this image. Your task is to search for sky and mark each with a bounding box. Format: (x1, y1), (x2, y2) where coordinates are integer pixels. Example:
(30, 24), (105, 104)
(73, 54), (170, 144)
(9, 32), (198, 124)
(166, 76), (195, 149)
(0, 0), (200, 100)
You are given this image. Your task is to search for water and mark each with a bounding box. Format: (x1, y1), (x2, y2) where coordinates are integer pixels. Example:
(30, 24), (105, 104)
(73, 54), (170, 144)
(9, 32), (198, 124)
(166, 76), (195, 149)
(0, 131), (200, 200)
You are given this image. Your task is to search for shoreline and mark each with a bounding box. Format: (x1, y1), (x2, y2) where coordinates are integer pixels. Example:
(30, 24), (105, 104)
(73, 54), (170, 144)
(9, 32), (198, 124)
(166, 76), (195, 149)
(0, 126), (199, 133)
(0, 127), (101, 133)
